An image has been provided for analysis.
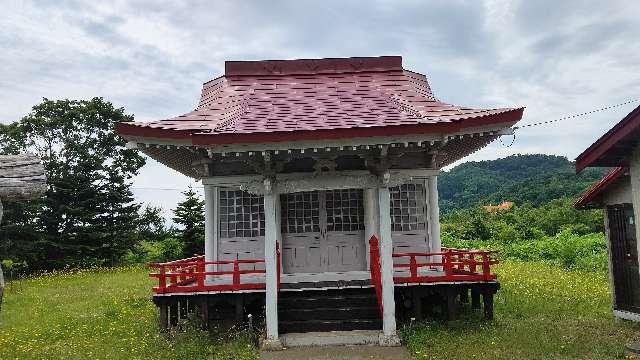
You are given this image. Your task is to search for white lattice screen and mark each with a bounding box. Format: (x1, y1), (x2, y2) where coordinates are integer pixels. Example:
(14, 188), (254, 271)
(389, 183), (426, 232)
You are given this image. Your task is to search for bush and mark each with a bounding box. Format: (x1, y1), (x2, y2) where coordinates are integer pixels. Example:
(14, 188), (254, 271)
(440, 197), (608, 272)
(443, 230), (607, 272)
(121, 237), (185, 264)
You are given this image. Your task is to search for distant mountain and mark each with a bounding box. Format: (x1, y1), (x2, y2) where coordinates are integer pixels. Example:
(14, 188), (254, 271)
(438, 154), (607, 213)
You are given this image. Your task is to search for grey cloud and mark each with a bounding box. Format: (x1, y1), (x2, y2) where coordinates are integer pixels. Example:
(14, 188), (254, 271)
(2, 0), (640, 220)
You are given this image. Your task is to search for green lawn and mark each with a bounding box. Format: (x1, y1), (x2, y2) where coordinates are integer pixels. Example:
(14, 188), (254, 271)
(0, 266), (255, 359)
(402, 261), (640, 359)
(0, 262), (638, 359)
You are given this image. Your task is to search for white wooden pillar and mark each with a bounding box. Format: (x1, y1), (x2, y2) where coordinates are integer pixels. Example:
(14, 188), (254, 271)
(262, 182), (282, 350)
(204, 185), (218, 279)
(427, 176), (441, 254)
(364, 188), (379, 269)
(377, 186), (400, 346)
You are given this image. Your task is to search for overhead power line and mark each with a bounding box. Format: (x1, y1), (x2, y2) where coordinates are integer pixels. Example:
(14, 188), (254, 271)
(132, 186), (204, 191)
(515, 98), (640, 129)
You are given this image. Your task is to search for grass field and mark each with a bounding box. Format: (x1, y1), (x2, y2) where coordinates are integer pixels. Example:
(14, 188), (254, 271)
(403, 261), (640, 359)
(0, 262), (638, 359)
(0, 266), (255, 359)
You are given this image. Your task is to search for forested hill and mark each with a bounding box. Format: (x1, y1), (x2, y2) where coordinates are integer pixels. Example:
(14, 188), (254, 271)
(438, 154), (607, 213)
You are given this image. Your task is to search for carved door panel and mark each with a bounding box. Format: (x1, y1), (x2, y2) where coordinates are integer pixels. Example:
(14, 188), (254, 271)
(281, 191), (323, 273)
(325, 189), (366, 272)
(281, 189), (366, 273)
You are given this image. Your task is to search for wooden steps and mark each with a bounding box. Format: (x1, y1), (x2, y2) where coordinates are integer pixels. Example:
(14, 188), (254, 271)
(278, 288), (382, 333)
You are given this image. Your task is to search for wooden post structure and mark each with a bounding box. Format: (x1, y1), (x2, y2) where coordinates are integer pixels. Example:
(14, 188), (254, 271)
(204, 185), (218, 281)
(377, 182), (401, 346)
(0, 154), (47, 312)
(262, 178), (282, 350)
(427, 176), (441, 255)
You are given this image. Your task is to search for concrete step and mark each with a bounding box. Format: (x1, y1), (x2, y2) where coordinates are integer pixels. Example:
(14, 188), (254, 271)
(279, 319), (382, 333)
(279, 330), (382, 347)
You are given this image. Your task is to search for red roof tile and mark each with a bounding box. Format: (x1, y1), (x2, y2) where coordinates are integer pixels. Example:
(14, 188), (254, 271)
(116, 56), (524, 145)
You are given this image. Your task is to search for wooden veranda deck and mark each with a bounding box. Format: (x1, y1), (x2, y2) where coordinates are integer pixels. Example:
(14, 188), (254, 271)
(148, 240), (498, 296)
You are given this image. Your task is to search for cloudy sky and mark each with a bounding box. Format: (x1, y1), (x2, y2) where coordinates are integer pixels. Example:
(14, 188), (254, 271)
(2, 0), (639, 220)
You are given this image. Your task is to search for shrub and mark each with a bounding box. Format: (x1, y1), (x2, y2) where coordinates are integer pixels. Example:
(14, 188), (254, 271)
(121, 237), (185, 264)
(443, 231), (607, 272)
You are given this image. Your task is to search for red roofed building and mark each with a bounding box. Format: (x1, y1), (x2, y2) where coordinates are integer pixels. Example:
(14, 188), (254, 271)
(117, 56), (523, 348)
(575, 105), (640, 320)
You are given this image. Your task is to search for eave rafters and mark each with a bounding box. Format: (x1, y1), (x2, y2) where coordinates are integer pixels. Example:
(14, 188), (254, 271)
(125, 125), (509, 179)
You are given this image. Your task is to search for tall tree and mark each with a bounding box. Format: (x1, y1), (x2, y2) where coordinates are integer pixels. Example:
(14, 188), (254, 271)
(172, 187), (205, 257)
(138, 205), (171, 242)
(0, 98), (145, 269)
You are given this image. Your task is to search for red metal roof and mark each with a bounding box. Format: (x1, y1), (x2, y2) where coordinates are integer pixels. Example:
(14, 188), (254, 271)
(574, 166), (626, 209)
(116, 56), (524, 145)
(575, 105), (640, 172)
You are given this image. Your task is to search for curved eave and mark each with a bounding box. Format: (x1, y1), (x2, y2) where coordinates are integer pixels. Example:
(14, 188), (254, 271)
(574, 166), (626, 210)
(575, 105), (640, 173)
(115, 122), (193, 139)
(115, 107), (524, 146)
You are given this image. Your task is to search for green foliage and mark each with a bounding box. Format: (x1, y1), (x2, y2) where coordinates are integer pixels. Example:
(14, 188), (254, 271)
(441, 198), (608, 272)
(438, 154), (607, 213)
(0, 98), (146, 270)
(173, 187), (205, 257)
(0, 259), (28, 279)
(121, 238), (185, 264)
(442, 197), (603, 242)
(137, 205), (173, 242)
(444, 232), (608, 272)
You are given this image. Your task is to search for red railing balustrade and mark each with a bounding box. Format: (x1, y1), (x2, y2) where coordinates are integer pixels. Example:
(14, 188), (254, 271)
(393, 248), (498, 284)
(150, 241), (282, 294)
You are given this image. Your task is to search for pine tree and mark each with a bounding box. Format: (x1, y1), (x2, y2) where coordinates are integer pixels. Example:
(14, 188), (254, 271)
(172, 187), (205, 257)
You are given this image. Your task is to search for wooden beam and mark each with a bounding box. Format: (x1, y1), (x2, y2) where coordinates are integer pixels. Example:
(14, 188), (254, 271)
(0, 155), (46, 201)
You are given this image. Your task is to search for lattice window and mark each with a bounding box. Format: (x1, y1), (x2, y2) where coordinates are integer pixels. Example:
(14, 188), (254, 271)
(389, 183), (426, 232)
(326, 189), (365, 232)
(281, 191), (320, 233)
(219, 190), (265, 238)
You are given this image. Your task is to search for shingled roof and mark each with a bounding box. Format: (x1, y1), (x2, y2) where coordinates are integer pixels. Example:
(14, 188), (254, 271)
(116, 56), (524, 145)
(575, 104), (640, 172)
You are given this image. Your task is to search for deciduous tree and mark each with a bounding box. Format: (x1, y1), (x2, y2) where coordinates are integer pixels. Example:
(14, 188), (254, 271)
(0, 98), (145, 269)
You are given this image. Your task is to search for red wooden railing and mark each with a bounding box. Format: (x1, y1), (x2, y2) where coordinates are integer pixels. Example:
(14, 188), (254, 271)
(150, 241), (282, 294)
(393, 248), (498, 284)
(368, 235), (383, 317)
(368, 236), (498, 316)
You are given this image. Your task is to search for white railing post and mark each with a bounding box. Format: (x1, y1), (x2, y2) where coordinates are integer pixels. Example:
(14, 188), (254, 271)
(377, 185), (400, 346)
